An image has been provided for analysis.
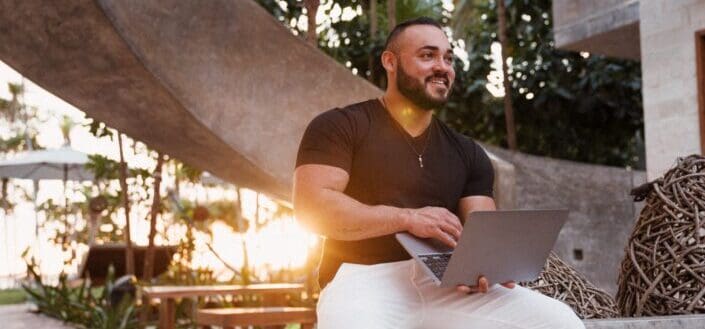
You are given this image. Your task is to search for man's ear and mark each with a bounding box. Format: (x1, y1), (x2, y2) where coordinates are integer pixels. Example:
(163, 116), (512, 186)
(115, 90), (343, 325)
(381, 50), (396, 73)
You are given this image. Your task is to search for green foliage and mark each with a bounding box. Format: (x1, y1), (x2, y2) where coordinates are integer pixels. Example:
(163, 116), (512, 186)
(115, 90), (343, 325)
(85, 154), (121, 181)
(173, 160), (203, 184)
(60, 115), (74, 145)
(85, 119), (114, 140)
(445, 0), (644, 167)
(0, 83), (22, 123)
(0, 289), (27, 305)
(0, 82), (43, 152)
(23, 260), (137, 329)
(257, 0), (448, 84)
(257, 0), (305, 34)
(321, 0), (447, 83)
(81, 149), (157, 238)
(74, 186), (124, 244)
(0, 133), (34, 152)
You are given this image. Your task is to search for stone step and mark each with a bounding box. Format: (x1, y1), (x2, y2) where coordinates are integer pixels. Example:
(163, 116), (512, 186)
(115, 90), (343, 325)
(584, 315), (705, 329)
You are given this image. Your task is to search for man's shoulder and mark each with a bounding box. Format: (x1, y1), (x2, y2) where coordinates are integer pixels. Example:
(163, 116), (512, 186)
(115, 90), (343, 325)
(435, 118), (477, 148)
(309, 99), (378, 128)
(319, 99), (377, 118)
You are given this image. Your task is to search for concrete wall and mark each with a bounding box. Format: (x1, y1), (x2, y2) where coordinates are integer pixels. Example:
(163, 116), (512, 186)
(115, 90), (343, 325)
(640, 1), (704, 180)
(552, 0), (640, 59)
(487, 146), (646, 296)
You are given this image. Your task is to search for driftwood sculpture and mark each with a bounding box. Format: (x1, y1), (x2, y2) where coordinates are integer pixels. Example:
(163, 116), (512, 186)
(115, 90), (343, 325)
(523, 252), (619, 319)
(617, 154), (705, 316)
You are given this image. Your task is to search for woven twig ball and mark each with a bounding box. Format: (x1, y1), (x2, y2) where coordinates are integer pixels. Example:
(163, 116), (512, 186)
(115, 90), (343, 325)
(616, 154), (705, 316)
(522, 252), (619, 319)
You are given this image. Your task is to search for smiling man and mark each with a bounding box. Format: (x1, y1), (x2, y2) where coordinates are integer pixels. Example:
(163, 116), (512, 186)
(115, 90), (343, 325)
(293, 17), (584, 329)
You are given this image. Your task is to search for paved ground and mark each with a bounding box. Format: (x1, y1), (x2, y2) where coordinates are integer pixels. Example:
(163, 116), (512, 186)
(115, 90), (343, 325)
(1, 304), (74, 329)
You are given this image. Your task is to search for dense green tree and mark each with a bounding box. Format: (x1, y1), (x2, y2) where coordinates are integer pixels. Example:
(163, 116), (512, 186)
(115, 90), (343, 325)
(448, 0), (644, 167)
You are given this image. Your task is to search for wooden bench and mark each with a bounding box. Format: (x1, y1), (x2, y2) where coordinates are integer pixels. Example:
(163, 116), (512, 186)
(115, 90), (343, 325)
(142, 283), (305, 329)
(196, 306), (316, 328)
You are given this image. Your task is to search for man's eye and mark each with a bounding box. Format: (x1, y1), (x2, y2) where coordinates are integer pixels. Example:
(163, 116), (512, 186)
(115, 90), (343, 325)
(421, 53), (433, 59)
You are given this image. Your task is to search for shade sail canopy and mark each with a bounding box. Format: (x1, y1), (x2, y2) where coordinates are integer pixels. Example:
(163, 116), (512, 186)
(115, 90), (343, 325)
(0, 0), (381, 200)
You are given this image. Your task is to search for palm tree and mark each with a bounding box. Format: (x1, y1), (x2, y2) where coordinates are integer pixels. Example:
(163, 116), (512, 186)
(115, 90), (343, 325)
(304, 0), (320, 46)
(1, 83), (23, 124)
(59, 115), (74, 146)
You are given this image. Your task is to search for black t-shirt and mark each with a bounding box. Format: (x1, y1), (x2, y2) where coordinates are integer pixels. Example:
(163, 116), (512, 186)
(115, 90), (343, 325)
(296, 99), (494, 288)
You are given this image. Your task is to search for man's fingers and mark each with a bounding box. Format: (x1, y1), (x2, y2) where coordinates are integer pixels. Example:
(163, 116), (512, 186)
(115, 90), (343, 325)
(457, 285), (481, 294)
(478, 276), (489, 293)
(458, 278), (509, 295)
(441, 209), (463, 232)
(456, 285), (472, 293)
(439, 221), (461, 241)
(425, 207), (461, 231)
(501, 281), (516, 289)
(434, 228), (457, 247)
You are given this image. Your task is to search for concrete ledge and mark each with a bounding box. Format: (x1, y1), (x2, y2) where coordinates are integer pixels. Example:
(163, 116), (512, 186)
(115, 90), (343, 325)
(584, 315), (705, 329)
(552, 0), (640, 59)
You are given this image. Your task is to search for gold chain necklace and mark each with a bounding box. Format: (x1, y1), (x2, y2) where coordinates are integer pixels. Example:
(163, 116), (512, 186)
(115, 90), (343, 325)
(380, 97), (433, 168)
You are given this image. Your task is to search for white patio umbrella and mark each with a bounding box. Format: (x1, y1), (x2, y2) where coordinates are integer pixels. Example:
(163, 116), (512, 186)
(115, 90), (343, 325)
(0, 146), (93, 239)
(0, 146), (92, 181)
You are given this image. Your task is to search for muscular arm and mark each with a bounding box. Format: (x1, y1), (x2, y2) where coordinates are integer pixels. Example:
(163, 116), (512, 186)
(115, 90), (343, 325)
(457, 195), (496, 220)
(293, 164), (406, 240)
(293, 164), (462, 245)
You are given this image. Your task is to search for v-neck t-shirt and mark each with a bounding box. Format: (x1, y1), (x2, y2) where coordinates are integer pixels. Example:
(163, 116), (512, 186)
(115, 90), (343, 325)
(295, 99), (494, 288)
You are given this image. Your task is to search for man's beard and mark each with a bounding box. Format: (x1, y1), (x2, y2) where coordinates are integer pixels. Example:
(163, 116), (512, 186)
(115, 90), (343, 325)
(396, 62), (451, 110)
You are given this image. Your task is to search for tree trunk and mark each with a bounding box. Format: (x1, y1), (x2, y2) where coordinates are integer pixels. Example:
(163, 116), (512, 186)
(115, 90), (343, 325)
(497, 0), (517, 150)
(143, 152), (164, 281)
(1, 178), (7, 208)
(173, 161), (180, 199)
(387, 0), (396, 31)
(235, 186), (244, 232)
(368, 0), (378, 83)
(304, 0), (320, 46)
(88, 211), (98, 245)
(118, 133), (135, 275)
(255, 192), (262, 228)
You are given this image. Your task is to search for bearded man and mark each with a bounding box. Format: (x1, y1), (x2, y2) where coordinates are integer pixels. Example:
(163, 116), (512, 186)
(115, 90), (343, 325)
(293, 17), (584, 329)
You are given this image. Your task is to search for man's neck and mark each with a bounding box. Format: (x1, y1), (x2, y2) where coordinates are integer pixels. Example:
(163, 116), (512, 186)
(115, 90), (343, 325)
(381, 93), (433, 137)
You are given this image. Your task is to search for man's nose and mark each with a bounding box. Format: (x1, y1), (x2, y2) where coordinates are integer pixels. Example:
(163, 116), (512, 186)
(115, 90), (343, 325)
(433, 57), (452, 73)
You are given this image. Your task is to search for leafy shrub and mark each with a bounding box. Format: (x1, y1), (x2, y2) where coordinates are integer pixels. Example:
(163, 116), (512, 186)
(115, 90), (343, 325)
(23, 259), (138, 329)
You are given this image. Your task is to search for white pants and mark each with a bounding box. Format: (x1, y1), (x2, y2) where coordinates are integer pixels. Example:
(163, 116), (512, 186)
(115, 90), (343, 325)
(317, 260), (585, 329)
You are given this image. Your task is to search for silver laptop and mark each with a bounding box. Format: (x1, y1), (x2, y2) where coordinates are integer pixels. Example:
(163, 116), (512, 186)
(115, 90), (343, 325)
(396, 209), (568, 287)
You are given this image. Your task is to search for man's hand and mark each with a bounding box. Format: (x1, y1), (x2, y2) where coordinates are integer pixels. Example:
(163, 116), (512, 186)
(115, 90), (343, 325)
(456, 276), (516, 294)
(403, 207), (463, 247)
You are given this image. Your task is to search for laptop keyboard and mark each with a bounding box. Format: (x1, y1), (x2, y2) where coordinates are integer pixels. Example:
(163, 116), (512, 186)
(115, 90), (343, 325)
(419, 253), (452, 280)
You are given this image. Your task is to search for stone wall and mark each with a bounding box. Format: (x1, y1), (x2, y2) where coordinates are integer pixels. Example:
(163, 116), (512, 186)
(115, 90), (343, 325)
(552, 0), (640, 59)
(487, 146), (646, 296)
(640, 1), (704, 179)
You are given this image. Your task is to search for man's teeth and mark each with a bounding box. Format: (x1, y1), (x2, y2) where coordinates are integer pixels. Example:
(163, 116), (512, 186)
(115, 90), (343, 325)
(430, 79), (447, 86)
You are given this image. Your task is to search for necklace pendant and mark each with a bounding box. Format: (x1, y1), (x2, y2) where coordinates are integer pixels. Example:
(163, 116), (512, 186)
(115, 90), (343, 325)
(418, 156), (424, 168)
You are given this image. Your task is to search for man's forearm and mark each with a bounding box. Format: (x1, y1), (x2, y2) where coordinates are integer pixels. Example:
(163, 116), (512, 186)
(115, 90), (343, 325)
(295, 187), (409, 241)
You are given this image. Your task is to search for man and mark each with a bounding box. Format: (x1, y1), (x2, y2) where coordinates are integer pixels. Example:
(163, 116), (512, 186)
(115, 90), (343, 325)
(293, 17), (584, 329)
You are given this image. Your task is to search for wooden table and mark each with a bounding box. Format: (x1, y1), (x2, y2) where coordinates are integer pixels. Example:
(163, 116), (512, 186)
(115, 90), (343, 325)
(142, 283), (305, 329)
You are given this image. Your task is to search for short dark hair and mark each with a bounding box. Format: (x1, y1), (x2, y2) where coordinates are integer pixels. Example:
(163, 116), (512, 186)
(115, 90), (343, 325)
(384, 17), (444, 52)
